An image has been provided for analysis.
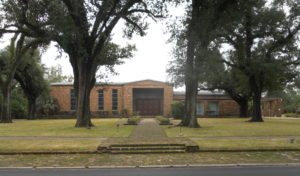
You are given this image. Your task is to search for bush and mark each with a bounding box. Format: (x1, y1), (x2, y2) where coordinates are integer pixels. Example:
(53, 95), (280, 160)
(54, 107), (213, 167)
(282, 113), (300, 118)
(11, 98), (27, 119)
(171, 101), (184, 119)
(155, 116), (171, 125)
(38, 98), (60, 115)
(127, 116), (141, 125)
(121, 108), (128, 117)
(132, 111), (140, 116)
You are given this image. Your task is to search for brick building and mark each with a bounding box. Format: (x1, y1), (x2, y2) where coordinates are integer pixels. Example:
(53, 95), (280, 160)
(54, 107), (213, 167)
(50, 79), (283, 117)
(173, 92), (283, 117)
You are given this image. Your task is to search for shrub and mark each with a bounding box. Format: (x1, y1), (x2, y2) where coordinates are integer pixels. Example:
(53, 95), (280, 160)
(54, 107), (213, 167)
(127, 116), (141, 125)
(171, 101), (184, 119)
(11, 98), (27, 119)
(38, 98), (60, 115)
(132, 111), (140, 116)
(121, 108), (128, 117)
(155, 116), (171, 125)
(282, 113), (300, 118)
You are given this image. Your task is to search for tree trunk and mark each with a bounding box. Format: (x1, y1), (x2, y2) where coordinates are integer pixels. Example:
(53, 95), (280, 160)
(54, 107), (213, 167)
(74, 66), (94, 128)
(27, 97), (36, 120)
(239, 99), (249, 118)
(181, 78), (199, 128)
(249, 76), (263, 122)
(179, 0), (201, 128)
(0, 87), (12, 123)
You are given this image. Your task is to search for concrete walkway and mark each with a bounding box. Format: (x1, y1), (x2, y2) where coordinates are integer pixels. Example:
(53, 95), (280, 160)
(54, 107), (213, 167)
(129, 118), (167, 140)
(99, 118), (198, 148)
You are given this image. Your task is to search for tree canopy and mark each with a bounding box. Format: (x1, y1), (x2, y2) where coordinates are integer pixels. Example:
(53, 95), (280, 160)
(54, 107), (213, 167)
(1, 0), (165, 127)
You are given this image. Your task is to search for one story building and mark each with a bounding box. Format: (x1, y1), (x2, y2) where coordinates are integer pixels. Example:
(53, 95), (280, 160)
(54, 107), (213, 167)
(50, 79), (283, 117)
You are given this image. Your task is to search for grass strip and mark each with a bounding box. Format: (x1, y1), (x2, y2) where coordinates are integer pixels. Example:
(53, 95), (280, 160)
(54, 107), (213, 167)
(0, 152), (300, 167)
(194, 138), (300, 151)
(0, 140), (100, 152)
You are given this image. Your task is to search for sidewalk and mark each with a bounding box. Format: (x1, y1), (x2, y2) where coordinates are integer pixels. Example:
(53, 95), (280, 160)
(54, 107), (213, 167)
(129, 118), (167, 140)
(99, 118), (199, 150)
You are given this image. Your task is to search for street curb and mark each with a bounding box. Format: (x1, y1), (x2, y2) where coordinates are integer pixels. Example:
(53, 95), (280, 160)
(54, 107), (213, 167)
(1, 163), (300, 169)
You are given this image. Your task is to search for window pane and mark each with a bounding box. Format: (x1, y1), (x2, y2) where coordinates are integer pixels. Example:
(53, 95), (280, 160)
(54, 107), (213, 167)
(196, 102), (204, 115)
(98, 89), (104, 110)
(70, 89), (76, 110)
(112, 89), (118, 111)
(208, 102), (219, 115)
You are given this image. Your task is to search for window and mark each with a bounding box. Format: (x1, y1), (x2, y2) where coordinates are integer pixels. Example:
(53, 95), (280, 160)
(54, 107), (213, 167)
(98, 89), (104, 110)
(208, 102), (219, 116)
(70, 89), (76, 110)
(112, 89), (118, 111)
(196, 102), (204, 115)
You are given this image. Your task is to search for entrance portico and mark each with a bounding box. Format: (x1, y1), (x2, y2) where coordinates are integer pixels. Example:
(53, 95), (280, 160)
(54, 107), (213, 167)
(133, 88), (164, 116)
(122, 80), (173, 116)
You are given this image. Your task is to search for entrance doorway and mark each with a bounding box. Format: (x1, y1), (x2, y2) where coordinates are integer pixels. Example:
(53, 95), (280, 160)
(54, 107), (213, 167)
(136, 99), (161, 115)
(133, 88), (164, 116)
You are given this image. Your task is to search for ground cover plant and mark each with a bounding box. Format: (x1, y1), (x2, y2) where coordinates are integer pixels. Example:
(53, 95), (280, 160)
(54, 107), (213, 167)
(155, 116), (171, 125)
(282, 113), (300, 118)
(164, 118), (300, 137)
(0, 140), (100, 153)
(1, 152), (300, 167)
(194, 138), (300, 150)
(0, 119), (134, 138)
(127, 116), (141, 125)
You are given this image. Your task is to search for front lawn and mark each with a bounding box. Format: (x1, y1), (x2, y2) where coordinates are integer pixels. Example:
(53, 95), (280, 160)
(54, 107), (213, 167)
(0, 119), (134, 138)
(164, 118), (300, 137)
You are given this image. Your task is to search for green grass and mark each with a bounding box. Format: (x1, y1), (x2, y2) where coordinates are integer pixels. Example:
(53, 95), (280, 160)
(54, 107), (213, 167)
(164, 118), (300, 137)
(0, 119), (134, 138)
(195, 138), (300, 150)
(127, 116), (141, 125)
(1, 152), (300, 167)
(0, 140), (99, 152)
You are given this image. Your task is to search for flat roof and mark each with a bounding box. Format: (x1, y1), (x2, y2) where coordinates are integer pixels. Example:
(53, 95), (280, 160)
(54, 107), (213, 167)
(51, 79), (171, 86)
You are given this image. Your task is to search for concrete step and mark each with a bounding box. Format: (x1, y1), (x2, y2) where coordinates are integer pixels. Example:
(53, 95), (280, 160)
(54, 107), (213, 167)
(98, 144), (188, 154)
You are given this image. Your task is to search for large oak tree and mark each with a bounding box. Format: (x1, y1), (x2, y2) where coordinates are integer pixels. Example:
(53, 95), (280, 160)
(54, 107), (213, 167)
(0, 34), (47, 123)
(1, 0), (164, 127)
(219, 0), (300, 122)
(168, 0), (238, 127)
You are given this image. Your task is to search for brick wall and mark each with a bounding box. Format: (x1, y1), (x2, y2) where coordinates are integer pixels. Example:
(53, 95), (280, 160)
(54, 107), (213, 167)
(51, 81), (283, 118)
(122, 80), (173, 116)
(51, 80), (173, 117)
(173, 94), (283, 117)
(51, 85), (73, 112)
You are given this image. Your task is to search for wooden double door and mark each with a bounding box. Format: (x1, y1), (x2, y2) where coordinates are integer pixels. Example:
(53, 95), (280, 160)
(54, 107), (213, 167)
(136, 99), (161, 116)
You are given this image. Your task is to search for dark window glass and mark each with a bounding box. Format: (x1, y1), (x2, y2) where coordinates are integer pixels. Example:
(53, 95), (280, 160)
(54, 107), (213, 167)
(70, 89), (76, 110)
(98, 89), (104, 110)
(208, 102), (219, 116)
(112, 89), (118, 111)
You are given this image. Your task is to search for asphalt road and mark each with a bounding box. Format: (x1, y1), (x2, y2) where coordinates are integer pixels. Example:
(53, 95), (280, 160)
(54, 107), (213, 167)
(0, 166), (300, 176)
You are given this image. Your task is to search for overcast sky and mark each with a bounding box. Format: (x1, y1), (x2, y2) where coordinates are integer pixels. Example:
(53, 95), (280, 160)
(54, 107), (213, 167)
(0, 5), (185, 87)
(41, 21), (172, 83)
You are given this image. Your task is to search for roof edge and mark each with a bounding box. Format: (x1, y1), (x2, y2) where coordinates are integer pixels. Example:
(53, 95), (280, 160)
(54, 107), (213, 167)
(51, 79), (172, 86)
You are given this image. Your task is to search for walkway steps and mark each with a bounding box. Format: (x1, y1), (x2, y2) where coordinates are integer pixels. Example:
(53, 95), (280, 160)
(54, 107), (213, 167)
(97, 118), (200, 154)
(107, 144), (186, 154)
(97, 138), (199, 154)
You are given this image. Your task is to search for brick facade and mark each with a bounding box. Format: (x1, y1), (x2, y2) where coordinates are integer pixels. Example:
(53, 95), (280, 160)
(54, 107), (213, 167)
(173, 92), (283, 117)
(51, 80), (283, 117)
(51, 80), (173, 117)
